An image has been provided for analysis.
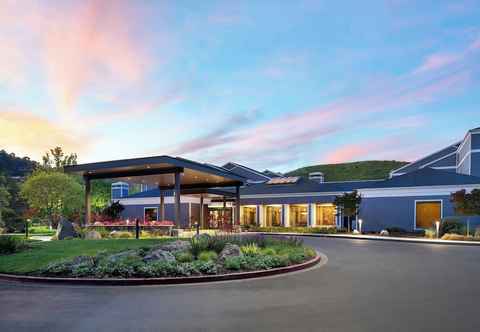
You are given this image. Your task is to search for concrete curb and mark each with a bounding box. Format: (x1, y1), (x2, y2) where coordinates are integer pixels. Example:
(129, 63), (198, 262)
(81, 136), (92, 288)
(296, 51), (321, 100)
(0, 254), (321, 286)
(255, 232), (480, 246)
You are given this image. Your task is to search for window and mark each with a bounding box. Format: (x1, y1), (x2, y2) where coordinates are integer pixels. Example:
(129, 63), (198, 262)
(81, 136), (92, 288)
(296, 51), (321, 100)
(316, 204), (335, 226)
(144, 207), (158, 222)
(265, 205), (282, 227)
(290, 204), (308, 227)
(241, 206), (257, 226)
(415, 201), (442, 229)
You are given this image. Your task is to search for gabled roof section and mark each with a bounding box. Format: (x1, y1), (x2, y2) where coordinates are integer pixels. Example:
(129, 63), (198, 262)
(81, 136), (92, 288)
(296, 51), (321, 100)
(222, 162), (271, 182)
(374, 167), (480, 188)
(390, 142), (460, 176)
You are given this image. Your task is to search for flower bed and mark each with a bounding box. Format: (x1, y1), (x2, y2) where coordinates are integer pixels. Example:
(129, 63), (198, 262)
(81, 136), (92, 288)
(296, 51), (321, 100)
(34, 235), (316, 279)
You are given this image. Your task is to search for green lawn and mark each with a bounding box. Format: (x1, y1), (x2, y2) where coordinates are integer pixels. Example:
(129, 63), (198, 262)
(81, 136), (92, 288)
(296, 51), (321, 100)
(0, 238), (172, 274)
(29, 225), (56, 236)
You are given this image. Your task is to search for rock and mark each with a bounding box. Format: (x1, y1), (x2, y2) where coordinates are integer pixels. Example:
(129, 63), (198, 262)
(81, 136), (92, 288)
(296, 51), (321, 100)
(56, 217), (78, 240)
(71, 255), (95, 267)
(85, 230), (102, 240)
(158, 240), (191, 252)
(107, 250), (138, 263)
(143, 249), (176, 263)
(379, 230), (389, 236)
(352, 229), (360, 234)
(93, 221), (103, 226)
(218, 243), (242, 262)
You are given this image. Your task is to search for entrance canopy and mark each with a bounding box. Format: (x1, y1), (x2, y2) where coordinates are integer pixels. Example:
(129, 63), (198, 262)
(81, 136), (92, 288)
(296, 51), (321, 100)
(64, 155), (245, 227)
(64, 155), (245, 189)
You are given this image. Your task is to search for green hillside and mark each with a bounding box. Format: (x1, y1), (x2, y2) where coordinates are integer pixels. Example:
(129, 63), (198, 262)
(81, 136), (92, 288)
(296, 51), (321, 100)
(286, 160), (408, 182)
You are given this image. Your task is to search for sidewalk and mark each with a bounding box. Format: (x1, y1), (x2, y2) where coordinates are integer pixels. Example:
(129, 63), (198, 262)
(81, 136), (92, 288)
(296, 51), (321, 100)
(255, 232), (480, 246)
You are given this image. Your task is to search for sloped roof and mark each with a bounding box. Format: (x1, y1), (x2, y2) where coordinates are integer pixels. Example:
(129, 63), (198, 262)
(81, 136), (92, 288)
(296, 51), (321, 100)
(371, 167), (480, 188)
(222, 162), (271, 182)
(390, 142), (460, 175)
(239, 177), (383, 195)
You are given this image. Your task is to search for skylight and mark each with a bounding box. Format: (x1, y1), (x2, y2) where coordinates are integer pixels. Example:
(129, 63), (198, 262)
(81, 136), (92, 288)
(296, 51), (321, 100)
(266, 176), (300, 185)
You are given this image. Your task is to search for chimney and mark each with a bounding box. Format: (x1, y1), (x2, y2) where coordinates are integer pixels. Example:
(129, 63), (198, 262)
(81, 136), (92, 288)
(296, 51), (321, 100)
(308, 172), (324, 183)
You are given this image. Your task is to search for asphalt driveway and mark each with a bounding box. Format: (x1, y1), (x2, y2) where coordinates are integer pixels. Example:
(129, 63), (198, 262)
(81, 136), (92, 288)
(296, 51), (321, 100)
(1, 237), (479, 332)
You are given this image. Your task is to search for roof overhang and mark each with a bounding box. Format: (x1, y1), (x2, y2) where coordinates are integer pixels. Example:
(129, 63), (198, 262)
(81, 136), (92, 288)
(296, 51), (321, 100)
(64, 155), (245, 189)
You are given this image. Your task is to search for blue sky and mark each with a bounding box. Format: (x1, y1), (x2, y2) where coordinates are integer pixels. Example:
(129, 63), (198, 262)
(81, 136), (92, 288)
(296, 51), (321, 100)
(0, 0), (479, 171)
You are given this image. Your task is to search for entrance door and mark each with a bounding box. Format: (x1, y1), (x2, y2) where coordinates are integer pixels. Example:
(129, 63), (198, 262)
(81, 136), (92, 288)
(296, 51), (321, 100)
(415, 201), (441, 229)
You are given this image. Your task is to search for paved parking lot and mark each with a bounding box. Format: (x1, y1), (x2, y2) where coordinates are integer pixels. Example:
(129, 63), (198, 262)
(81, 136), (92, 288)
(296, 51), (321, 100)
(1, 237), (479, 331)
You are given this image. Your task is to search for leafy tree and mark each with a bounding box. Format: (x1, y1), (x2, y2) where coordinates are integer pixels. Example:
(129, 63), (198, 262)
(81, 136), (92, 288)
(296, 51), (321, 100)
(91, 180), (112, 213)
(334, 190), (362, 232)
(21, 171), (84, 228)
(40, 147), (77, 171)
(451, 189), (480, 216)
(0, 175), (11, 229)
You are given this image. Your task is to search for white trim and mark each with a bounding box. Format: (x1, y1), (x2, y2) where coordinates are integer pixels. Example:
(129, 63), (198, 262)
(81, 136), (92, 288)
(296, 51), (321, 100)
(420, 151), (456, 169)
(359, 184), (480, 198)
(457, 132), (471, 154)
(118, 196), (208, 205)
(414, 199), (443, 230)
(322, 179), (384, 183)
(144, 206), (159, 222)
(457, 149), (480, 170)
(431, 166), (456, 170)
(241, 191), (348, 199)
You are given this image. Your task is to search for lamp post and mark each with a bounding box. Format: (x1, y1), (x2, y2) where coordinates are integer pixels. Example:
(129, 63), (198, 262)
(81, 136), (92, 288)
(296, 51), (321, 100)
(435, 220), (440, 239)
(358, 219), (363, 234)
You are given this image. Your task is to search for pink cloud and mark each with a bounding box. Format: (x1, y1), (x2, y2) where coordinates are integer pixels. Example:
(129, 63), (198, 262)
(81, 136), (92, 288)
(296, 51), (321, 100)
(414, 53), (461, 73)
(324, 144), (375, 164)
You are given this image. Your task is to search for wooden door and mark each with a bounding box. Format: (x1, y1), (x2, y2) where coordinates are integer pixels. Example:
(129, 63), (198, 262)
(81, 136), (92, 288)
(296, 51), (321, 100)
(416, 201), (441, 229)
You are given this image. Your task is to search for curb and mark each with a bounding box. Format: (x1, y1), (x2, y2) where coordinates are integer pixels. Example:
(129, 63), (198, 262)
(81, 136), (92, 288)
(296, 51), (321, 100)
(256, 232), (480, 246)
(0, 254), (321, 286)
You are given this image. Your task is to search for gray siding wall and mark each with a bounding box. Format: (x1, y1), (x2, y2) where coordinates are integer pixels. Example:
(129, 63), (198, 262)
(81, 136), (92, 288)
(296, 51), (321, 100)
(359, 195), (456, 232)
(472, 133), (480, 149)
(471, 152), (480, 177)
(121, 203), (192, 228)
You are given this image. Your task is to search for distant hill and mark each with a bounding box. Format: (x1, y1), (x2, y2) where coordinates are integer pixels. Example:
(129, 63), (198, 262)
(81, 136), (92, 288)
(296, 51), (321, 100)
(0, 150), (37, 177)
(286, 160), (408, 182)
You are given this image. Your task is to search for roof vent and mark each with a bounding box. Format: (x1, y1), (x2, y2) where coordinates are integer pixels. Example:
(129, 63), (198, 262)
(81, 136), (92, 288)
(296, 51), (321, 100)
(309, 172), (324, 183)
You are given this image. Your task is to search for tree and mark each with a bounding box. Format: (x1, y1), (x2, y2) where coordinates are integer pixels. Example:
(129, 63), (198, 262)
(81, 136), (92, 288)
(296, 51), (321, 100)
(91, 180), (112, 213)
(40, 147), (77, 171)
(21, 171), (84, 228)
(451, 189), (480, 216)
(0, 175), (11, 229)
(334, 190), (362, 232)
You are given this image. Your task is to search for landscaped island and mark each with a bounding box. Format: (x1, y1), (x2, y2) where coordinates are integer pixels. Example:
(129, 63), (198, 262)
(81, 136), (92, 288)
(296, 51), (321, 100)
(0, 235), (317, 280)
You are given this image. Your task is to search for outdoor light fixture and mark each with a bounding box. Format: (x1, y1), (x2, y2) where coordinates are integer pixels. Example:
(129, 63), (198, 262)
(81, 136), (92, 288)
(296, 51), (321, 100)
(435, 221), (440, 238)
(126, 219), (130, 225)
(358, 219), (363, 233)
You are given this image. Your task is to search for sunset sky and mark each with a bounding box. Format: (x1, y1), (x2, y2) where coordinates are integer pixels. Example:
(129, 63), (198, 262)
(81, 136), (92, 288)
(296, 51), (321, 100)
(1, 0), (479, 172)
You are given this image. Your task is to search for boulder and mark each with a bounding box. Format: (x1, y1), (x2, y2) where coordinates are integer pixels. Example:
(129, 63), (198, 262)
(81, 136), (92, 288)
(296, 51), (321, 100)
(352, 229), (360, 235)
(56, 217), (78, 240)
(158, 240), (191, 252)
(143, 249), (176, 263)
(71, 255), (95, 267)
(379, 230), (390, 236)
(218, 243), (242, 262)
(107, 250), (138, 263)
(85, 230), (102, 240)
